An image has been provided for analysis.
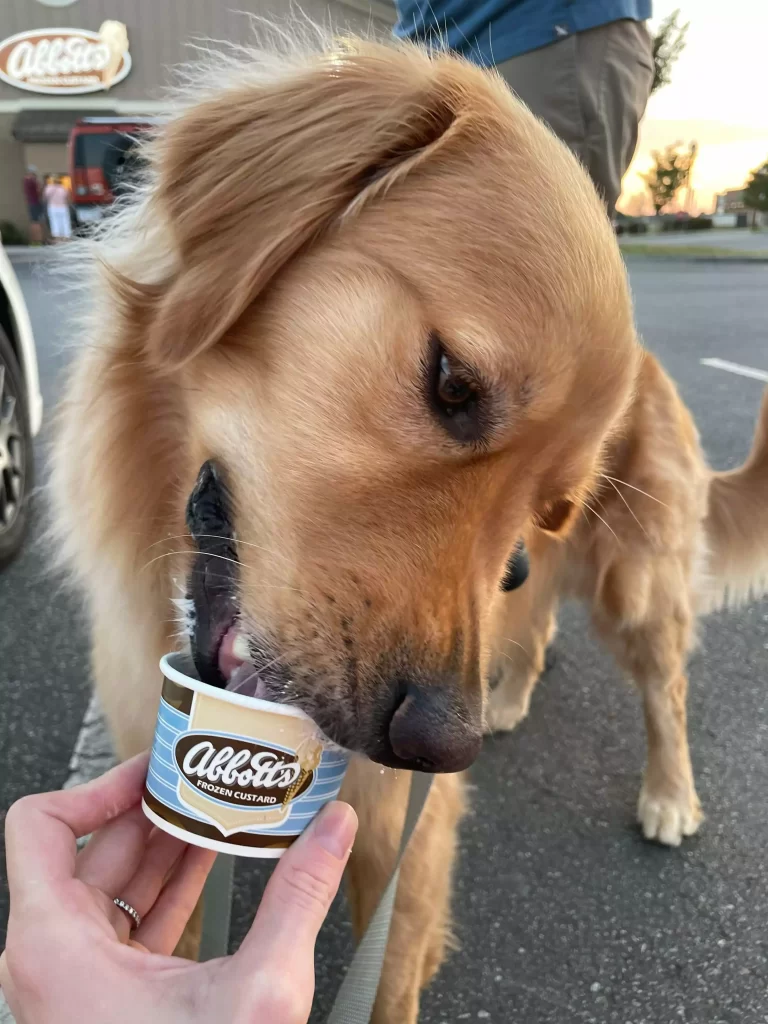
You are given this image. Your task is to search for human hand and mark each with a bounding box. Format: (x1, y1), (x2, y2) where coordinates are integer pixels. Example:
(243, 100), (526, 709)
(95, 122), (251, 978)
(1, 753), (358, 1024)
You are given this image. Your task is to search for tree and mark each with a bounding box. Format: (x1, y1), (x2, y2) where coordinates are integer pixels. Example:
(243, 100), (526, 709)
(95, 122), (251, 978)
(642, 142), (697, 215)
(743, 160), (768, 226)
(624, 191), (648, 217)
(651, 10), (690, 94)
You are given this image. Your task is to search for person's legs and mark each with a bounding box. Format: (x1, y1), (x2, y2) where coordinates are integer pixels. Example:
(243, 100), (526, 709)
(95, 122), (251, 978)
(49, 207), (72, 240)
(27, 204), (43, 244)
(496, 35), (587, 165)
(496, 19), (653, 211)
(48, 207), (61, 239)
(575, 19), (654, 211)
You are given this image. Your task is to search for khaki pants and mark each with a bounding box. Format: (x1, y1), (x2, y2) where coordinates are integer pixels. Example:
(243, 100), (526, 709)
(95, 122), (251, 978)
(496, 19), (654, 212)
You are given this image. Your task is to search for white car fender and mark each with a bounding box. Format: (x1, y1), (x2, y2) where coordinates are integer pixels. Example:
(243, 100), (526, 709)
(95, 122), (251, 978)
(0, 246), (43, 437)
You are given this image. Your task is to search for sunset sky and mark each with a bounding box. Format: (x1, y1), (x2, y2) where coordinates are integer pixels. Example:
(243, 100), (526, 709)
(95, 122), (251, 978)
(618, 0), (768, 214)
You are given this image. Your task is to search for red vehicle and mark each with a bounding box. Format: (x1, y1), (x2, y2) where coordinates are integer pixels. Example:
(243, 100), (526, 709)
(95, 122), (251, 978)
(68, 116), (159, 228)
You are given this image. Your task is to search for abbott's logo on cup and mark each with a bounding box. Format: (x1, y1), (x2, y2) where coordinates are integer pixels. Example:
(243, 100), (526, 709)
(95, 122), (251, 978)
(174, 733), (313, 809)
(171, 704), (325, 837)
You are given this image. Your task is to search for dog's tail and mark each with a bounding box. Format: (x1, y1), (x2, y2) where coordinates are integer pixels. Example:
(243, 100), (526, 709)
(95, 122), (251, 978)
(701, 388), (768, 612)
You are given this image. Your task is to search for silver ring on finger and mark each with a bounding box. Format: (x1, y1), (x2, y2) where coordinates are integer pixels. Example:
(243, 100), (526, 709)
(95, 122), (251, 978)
(113, 897), (141, 931)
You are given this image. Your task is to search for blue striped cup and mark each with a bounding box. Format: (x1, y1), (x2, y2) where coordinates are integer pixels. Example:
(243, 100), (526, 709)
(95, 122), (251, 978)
(143, 652), (349, 858)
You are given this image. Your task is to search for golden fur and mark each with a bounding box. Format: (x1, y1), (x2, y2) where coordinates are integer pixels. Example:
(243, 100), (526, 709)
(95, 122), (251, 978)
(487, 359), (768, 845)
(50, 30), (768, 1022)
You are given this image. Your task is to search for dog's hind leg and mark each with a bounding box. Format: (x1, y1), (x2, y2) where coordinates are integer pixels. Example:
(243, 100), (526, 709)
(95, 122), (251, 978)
(593, 556), (703, 846)
(342, 761), (465, 1024)
(485, 535), (562, 733)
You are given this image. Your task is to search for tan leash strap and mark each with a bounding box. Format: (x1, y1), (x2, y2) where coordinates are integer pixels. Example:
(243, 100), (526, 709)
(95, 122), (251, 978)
(327, 771), (434, 1024)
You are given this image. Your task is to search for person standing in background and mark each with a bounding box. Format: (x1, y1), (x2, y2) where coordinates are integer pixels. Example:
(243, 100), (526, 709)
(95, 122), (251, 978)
(42, 175), (73, 243)
(22, 167), (44, 245)
(394, 1), (654, 214)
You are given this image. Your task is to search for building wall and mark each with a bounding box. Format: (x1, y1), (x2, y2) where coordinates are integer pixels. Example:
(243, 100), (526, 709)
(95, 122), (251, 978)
(0, 1), (393, 231)
(24, 142), (67, 176)
(0, 0), (393, 104)
(0, 137), (26, 232)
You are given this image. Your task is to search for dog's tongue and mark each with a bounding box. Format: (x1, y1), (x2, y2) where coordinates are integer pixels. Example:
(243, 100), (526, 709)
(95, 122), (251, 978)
(218, 626), (245, 681)
(220, 629), (271, 700)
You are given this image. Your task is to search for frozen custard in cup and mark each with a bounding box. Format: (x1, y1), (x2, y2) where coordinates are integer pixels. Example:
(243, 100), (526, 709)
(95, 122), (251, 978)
(142, 652), (349, 858)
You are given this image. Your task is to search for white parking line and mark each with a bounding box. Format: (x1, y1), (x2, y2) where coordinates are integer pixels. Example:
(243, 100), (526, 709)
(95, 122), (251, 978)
(701, 357), (768, 383)
(64, 694), (116, 791)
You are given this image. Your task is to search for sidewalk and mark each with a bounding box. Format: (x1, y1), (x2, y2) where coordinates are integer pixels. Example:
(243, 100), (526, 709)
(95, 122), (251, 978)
(7, 232), (768, 267)
(620, 227), (768, 262)
(3, 245), (59, 262)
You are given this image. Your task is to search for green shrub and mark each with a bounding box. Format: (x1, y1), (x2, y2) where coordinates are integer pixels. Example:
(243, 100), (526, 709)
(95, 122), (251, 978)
(0, 221), (28, 246)
(687, 216), (713, 231)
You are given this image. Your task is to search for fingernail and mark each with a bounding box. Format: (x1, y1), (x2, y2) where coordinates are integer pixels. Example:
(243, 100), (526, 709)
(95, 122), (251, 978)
(310, 801), (358, 860)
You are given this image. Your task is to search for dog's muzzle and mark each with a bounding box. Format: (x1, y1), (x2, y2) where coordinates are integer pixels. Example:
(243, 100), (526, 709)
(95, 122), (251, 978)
(182, 460), (484, 773)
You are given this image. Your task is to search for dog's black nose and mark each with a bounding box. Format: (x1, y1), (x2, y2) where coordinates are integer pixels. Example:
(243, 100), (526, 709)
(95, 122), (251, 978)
(387, 683), (482, 773)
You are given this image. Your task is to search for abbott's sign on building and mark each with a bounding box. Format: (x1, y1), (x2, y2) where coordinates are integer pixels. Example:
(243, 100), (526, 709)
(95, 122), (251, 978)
(0, 23), (131, 95)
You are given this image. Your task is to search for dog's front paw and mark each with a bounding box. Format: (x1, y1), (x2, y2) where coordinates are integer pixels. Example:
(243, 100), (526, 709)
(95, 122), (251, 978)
(637, 786), (703, 846)
(484, 685), (531, 734)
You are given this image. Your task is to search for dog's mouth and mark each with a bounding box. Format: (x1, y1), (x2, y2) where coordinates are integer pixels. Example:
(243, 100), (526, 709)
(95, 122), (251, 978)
(216, 625), (291, 702)
(184, 459), (291, 702)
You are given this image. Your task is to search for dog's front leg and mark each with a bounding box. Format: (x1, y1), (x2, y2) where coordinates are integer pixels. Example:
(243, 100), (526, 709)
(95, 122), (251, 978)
(341, 761), (465, 1024)
(593, 558), (703, 846)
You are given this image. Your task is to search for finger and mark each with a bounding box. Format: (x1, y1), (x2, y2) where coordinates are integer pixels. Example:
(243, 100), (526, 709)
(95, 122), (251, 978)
(108, 828), (188, 943)
(235, 802), (357, 972)
(76, 805), (154, 894)
(0, 953), (20, 1024)
(132, 845), (216, 955)
(5, 753), (150, 903)
(0, 951), (11, 1005)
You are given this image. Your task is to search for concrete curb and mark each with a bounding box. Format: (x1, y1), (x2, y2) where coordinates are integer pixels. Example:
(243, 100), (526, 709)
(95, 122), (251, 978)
(619, 242), (768, 263)
(3, 246), (57, 262)
(622, 252), (768, 265)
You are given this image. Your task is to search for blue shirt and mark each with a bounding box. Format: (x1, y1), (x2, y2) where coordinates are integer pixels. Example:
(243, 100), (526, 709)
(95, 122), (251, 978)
(394, 1), (652, 66)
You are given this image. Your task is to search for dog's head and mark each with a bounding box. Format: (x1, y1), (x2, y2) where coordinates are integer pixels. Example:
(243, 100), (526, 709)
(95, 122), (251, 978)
(124, 41), (640, 771)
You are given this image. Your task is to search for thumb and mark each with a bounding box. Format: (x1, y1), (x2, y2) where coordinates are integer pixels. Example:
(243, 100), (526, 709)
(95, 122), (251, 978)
(236, 801), (358, 972)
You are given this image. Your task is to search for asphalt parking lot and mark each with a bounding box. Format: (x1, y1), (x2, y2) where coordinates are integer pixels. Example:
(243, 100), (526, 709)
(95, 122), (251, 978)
(1, 255), (767, 1023)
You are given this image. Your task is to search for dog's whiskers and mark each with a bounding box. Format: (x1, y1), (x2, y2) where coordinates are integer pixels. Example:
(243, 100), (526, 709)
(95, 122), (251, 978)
(180, 567), (299, 592)
(142, 532), (295, 568)
(582, 500), (620, 542)
(140, 549), (300, 593)
(603, 476), (651, 542)
(229, 652), (290, 695)
(502, 637), (533, 662)
(140, 548), (243, 574)
(600, 474), (669, 509)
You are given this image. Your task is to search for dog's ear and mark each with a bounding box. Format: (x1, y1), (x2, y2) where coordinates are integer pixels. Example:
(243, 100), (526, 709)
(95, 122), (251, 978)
(535, 498), (576, 536)
(140, 44), (462, 370)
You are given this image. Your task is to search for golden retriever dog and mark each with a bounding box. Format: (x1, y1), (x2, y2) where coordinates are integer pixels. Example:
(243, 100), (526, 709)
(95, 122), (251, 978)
(51, 31), (767, 1023)
(487, 357), (768, 847)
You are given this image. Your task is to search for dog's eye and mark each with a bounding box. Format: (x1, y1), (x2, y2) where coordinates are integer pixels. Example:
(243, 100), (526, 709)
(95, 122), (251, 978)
(500, 539), (530, 592)
(427, 337), (484, 443)
(437, 353), (476, 409)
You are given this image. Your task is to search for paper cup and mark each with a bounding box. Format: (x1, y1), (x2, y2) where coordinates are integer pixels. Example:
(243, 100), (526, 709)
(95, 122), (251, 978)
(142, 652), (349, 858)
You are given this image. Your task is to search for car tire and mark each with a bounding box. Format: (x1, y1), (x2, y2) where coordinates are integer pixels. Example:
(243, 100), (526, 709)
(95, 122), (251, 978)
(0, 325), (33, 569)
